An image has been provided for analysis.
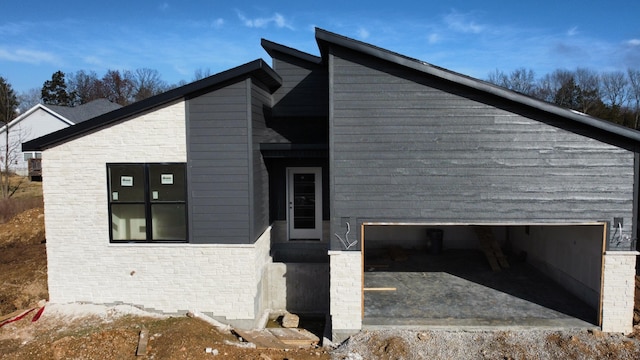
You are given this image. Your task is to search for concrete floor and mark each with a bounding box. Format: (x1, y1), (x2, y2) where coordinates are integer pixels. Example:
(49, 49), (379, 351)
(363, 249), (598, 330)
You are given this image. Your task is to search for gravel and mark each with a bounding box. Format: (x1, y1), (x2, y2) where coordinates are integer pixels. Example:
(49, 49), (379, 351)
(331, 328), (640, 360)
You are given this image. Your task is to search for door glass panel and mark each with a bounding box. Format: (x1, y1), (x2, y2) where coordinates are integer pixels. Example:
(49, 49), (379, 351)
(293, 173), (316, 229)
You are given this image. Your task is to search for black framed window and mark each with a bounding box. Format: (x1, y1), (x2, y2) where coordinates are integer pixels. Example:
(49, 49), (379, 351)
(107, 163), (187, 243)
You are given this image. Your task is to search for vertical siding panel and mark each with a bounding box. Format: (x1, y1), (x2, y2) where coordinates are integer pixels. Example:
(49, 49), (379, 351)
(251, 82), (272, 240)
(188, 82), (251, 244)
(272, 57), (328, 117)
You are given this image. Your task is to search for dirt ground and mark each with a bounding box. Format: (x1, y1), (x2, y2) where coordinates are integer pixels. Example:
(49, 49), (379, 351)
(2, 179), (640, 359)
(0, 188), (330, 359)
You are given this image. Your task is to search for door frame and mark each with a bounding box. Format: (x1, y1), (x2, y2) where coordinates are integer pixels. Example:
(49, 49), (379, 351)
(286, 167), (322, 240)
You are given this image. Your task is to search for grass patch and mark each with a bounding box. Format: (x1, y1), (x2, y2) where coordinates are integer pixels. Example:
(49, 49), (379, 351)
(0, 175), (43, 224)
(0, 196), (43, 224)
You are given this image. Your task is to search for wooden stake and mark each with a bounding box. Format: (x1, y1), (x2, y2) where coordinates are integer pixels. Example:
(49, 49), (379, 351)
(364, 287), (397, 291)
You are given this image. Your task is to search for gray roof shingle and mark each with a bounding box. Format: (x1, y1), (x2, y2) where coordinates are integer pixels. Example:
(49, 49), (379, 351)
(46, 99), (121, 124)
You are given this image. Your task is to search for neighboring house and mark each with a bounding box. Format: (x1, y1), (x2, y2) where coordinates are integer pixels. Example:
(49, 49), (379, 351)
(23, 29), (639, 340)
(1, 99), (120, 178)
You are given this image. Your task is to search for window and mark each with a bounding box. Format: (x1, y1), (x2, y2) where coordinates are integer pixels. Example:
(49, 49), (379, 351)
(107, 163), (187, 243)
(24, 152), (42, 161)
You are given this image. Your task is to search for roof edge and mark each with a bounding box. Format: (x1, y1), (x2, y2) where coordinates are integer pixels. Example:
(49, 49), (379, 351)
(2, 104), (73, 134)
(23, 59), (281, 151)
(315, 27), (640, 144)
(261, 38), (322, 65)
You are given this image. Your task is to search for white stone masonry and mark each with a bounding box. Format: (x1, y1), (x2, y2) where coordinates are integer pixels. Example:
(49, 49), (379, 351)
(329, 250), (362, 334)
(601, 251), (638, 333)
(42, 100), (270, 322)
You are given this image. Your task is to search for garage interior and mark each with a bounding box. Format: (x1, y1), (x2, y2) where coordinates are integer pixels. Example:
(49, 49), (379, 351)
(362, 224), (605, 329)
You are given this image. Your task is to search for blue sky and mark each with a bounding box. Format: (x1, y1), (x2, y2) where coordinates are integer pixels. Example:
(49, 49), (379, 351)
(1, 0), (639, 94)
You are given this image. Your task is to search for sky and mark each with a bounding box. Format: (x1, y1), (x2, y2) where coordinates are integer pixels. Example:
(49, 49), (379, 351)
(1, 0), (639, 94)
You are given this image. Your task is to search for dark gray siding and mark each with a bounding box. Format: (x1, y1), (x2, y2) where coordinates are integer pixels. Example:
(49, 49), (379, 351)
(187, 81), (251, 244)
(251, 82), (272, 240)
(272, 56), (328, 118)
(329, 48), (636, 250)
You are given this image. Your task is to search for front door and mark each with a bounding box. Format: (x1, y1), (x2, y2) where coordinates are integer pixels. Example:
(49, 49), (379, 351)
(287, 167), (322, 240)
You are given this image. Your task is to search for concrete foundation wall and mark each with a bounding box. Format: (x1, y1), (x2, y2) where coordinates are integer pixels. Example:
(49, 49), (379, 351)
(43, 101), (271, 326)
(509, 225), (603, 310)
(264, 262), (329, 313)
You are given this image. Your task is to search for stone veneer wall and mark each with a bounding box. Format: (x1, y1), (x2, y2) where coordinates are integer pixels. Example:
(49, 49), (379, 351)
(43, 100), (271, 325)
(329, 250), (362, 340)
(601, 251), (638, 333)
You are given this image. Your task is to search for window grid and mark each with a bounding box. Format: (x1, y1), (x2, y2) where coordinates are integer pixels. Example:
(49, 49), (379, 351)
(107, 163), (187, 243)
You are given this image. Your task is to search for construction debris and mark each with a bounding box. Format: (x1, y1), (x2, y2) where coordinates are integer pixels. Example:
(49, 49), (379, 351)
(233, 328), (289, 349)
(474, 226), (510, 271)
(136, 329), (149, 356)
(267, 328), (320, 348)
(282, 312), (299, 328)
(187, 310), (231, 333)
(233, 327), (321, 350)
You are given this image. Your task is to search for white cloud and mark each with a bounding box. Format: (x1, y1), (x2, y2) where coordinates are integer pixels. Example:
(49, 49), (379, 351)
(357, 27), (370, 39)
(274, 13), (288, 28)
(212, 18), (224, 29)
(567, 26), (579, 36)
(427, 33), (440, 44)
(0, 48), (58, 64)
(443, 11), (484, 34)
(627, 39), (640, 46)
(236, 11), (293, 30)
(83, 55), (103, 66)
(158, 2), (169, 12)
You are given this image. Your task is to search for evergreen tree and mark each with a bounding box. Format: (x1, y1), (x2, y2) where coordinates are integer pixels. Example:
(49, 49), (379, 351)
(41, 70), (74, 106)
(0, 77), (18, 125)
(0, 76), (20, 198)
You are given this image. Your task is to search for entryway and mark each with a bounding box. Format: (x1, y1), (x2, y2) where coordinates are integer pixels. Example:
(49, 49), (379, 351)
(287, 167), (322, 240)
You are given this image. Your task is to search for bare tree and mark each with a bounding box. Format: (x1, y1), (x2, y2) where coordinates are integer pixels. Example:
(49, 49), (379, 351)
(102, 70), (135, 106)
(574, 68), (601, 114)
(487, 68), (537, 95)
(533, 69), (574, 104)
(600, 71), (629, 109)
(68, 70), (103, 105)
(193, 68), (211, 81)
(132, 68), (168, 102)
(509, 68), (537, 96)
(627, 68), (640, 129)
(487, 69), (509, 88)
(17, 88), (42, 114)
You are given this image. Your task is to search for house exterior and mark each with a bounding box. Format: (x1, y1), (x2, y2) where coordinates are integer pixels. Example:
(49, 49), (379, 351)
(24, 29), (639, 340)
(1, 99), (120, 177)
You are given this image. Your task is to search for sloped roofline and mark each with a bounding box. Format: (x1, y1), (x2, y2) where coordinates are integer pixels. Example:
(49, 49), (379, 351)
(1, 103), (75, 134)
(314, 27), (640, 144)
(23, 59), (281, 151)
(261, 38), (322, 65)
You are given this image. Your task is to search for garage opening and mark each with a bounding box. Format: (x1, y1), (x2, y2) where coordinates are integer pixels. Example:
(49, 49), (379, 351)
(362, 223), (605, 329)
